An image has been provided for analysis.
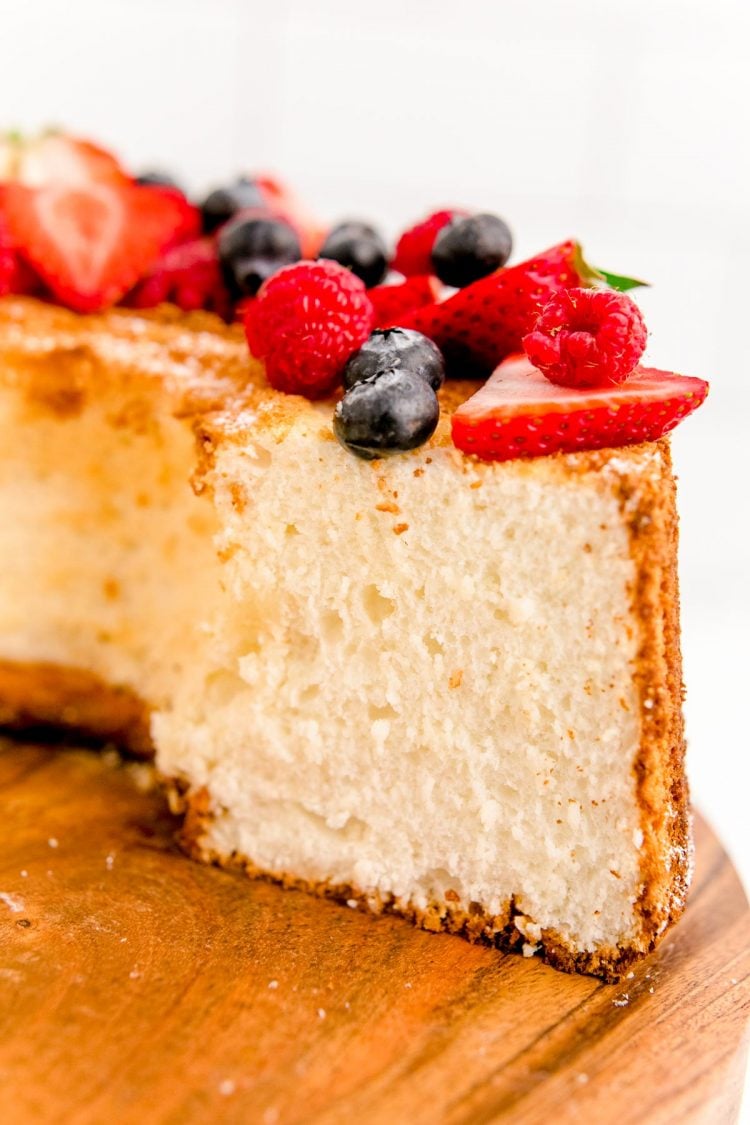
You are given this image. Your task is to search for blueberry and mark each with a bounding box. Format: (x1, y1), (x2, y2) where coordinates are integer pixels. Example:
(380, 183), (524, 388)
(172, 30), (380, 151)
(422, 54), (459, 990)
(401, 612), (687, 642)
(431, 213), (513, 287)
(333, 368), (439, 460)
(217, 216), (301, 298)
(319, 220), (388, 288)
(343, 328), (445, 392)
(136, 171), (182, 190)
(200, 176), (266, 234)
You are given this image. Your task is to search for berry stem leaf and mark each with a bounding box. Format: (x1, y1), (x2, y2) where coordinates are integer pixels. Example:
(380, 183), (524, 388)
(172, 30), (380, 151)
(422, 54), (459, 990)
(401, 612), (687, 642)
(571, 242), (649, 291)
(595, 267), (649, 293)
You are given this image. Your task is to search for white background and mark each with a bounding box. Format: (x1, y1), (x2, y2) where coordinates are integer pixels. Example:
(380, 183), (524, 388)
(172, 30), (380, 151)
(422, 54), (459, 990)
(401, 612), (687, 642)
(1, 0), (748, 1106)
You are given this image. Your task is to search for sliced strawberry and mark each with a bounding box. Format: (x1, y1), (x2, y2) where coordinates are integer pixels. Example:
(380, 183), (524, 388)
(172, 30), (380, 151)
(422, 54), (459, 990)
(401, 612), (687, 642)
(0, 193), (42, 296)
(451, 355), (708, 462)
(3, 181), (187, 313)
(7, 253), (42, 296)
(127, 183), (197, 256)
(125, 237), (231, 319)
(401, 241), (643, 378)
(369, 275), (441, 326)
(139, 183), (201, 249)
(0, 223), (16, 296)
(9, 132), (128, 187)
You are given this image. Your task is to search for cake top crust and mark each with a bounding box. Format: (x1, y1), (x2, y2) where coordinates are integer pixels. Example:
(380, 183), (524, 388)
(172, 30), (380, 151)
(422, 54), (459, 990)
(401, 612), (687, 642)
(0, 295), (667, 483)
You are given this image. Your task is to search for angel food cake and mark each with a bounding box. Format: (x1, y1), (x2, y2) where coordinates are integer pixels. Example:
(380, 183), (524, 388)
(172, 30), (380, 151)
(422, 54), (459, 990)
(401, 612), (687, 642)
(0, 132), (708, 978)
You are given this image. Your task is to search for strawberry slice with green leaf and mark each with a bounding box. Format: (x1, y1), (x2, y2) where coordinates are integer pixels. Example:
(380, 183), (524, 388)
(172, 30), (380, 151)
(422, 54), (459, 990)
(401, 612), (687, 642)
(451, 355), (708, 462)
(3, 181), (189, 313)
(1, 130), (129, 187)
(400, 240), (646, 378)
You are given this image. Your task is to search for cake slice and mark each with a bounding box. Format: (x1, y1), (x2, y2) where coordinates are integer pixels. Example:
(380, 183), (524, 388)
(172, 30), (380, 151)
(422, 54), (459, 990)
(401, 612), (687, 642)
(0, 295), (691, 978)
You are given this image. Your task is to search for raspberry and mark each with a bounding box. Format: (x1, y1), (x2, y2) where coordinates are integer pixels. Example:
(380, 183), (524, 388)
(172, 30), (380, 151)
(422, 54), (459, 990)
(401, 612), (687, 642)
(391, 209), (463, 277)
(243, 260), (374, 399)
(522, 288), (647, 388)
(125, 238), (231, 319)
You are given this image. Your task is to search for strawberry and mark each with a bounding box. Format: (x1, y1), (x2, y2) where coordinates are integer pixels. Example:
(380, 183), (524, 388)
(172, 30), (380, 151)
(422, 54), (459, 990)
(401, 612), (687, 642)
(0, 197), (42, 296)
(7, 253), (43, 296)
(0, 218), (16, 296)
(125, 237), (231, 319)
(3, 181), (190, 313)
(369, 275), (441, 326)
(139, 183), (201, 249)
(400, 241), (644, 378)
(451, 355), (708, 462)
(391, 209), (464, 277)
(2, 131), (128, 187)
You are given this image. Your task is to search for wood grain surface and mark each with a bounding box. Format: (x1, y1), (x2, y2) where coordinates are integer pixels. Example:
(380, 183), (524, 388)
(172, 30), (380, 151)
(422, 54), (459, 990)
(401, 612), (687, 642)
(0, 738), (748, 1125)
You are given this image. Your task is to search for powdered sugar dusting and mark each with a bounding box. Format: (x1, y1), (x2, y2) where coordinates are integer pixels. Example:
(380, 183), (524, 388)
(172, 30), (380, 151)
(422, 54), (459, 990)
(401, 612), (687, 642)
(0, 892), (24, 913)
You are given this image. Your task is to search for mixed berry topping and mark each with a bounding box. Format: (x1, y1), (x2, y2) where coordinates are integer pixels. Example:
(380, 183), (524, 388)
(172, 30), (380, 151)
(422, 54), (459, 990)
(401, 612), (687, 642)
(0, 129), (709, 463)
(400, 240), (597, 379)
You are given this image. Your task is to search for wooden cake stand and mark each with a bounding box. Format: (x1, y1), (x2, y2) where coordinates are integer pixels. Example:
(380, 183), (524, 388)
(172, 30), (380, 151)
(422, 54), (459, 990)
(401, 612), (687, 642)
(0, 739), (748, 1124)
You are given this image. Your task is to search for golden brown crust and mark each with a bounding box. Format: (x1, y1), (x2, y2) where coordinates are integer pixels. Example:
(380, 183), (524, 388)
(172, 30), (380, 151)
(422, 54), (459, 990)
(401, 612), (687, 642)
(175, 786), (647, 982)
(0, 659), (152, 756)
(617, 442), (691, 949)
(0, 296), (257, 423)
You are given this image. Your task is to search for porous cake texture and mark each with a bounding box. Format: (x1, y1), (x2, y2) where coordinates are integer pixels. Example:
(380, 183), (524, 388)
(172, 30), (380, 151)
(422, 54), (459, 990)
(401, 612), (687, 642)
(0, 297), (691, 978)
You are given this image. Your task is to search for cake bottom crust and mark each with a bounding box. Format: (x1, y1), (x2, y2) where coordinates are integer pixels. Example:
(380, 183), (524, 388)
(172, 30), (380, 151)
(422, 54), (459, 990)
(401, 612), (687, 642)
(174, 786), (686, 983)
(0, 658), (153, 755)
(0, 656), (689, 981)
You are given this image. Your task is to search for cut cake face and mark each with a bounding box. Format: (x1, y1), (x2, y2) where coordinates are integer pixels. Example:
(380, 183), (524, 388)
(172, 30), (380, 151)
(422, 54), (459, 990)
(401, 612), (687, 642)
(0, 298), (690, 978)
